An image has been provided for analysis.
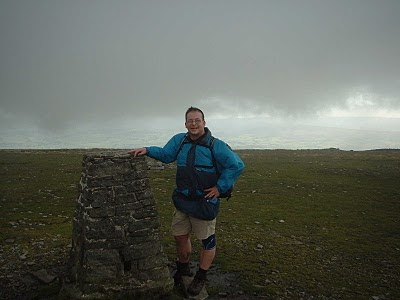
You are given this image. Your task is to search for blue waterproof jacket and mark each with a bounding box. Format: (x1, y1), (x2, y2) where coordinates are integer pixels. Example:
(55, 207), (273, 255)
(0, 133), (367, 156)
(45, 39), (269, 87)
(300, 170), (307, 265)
(146, 128), (244, 204)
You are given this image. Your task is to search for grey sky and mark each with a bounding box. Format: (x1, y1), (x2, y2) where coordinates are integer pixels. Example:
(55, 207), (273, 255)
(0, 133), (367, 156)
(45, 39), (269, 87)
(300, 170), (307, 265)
(1, 0), (400, 132)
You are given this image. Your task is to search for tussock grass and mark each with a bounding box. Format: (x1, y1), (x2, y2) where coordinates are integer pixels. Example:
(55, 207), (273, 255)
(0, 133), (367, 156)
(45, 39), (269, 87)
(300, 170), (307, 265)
(1, 149), (399, 299)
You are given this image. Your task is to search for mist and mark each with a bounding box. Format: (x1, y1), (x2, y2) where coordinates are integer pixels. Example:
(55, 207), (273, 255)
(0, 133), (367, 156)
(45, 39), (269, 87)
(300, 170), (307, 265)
(1, 1), (399, 149)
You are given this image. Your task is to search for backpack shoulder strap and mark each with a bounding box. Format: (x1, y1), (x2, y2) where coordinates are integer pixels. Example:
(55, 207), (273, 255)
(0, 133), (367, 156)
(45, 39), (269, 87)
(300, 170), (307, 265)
(210, 136), (216, 147)
(209, 137), (234, 173)
(175, 133), (189, 160)
(208, 136), (219, 174)
(209, 136), (234, 200)
(175, 135), (220, 171)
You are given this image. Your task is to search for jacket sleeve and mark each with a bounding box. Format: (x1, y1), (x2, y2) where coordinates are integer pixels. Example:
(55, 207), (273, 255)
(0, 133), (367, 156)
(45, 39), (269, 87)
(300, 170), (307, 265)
(146, 133), (185, 164)
(212, 139), (245, 194)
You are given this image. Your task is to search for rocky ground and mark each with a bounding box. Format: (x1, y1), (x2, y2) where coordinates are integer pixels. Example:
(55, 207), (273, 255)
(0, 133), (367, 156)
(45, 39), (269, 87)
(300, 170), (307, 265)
(0, 241), (70, 300)
(0, 242), (252, 300)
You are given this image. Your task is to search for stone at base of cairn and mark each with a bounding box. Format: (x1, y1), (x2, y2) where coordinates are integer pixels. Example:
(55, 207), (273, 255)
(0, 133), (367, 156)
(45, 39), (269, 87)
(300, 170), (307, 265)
(180, 276), (208, 300)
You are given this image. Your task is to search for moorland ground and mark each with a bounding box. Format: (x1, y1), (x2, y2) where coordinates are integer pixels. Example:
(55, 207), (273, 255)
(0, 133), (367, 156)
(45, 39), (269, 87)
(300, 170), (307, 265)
(0, 149), (399, 299)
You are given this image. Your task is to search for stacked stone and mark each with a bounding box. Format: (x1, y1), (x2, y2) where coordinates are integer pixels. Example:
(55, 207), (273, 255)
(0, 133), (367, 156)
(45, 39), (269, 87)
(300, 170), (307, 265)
(66, 151), (173, 299)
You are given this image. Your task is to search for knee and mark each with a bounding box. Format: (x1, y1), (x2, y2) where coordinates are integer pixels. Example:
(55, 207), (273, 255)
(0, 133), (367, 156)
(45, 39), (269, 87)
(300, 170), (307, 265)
(201, 234), (216, 250)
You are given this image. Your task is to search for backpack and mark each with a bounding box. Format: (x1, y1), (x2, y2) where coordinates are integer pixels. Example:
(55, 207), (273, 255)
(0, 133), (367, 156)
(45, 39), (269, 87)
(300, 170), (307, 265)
(176, 134), (234, 200)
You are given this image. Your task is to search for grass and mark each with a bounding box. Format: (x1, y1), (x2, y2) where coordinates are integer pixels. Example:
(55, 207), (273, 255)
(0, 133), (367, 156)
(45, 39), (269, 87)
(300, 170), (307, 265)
(0, 150), (82, 268)
(1, 149), (399, 299)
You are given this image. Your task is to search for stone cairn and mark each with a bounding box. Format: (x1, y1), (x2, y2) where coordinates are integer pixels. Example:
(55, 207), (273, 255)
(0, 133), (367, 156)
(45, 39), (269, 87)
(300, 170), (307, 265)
(63, 151), (173, 299)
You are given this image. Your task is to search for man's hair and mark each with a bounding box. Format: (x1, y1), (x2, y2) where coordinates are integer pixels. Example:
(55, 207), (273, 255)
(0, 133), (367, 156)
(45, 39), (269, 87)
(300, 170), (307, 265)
(185, 106), (205, 120)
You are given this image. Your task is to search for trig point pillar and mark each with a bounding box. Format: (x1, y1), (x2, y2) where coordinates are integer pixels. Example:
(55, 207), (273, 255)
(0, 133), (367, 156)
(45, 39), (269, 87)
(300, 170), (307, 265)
(63, 151), (173, 299)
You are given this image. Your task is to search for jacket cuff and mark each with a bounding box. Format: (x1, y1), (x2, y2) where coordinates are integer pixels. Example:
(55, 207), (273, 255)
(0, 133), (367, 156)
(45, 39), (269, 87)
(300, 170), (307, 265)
(216, 184), (225, 194)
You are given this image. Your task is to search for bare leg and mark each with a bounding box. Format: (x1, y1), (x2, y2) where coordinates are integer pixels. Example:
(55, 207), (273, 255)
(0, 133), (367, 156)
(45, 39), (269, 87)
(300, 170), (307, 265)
(174, 234), (192, 263)
(199, 248), (216, 270)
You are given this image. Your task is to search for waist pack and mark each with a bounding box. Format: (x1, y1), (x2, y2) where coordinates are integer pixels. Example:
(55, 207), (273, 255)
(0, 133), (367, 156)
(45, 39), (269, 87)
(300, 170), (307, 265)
(172, 190), (220, 221)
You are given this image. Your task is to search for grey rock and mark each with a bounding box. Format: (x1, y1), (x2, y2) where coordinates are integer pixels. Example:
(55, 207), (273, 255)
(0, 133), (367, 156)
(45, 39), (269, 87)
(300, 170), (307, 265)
(30, 269), (57, 284)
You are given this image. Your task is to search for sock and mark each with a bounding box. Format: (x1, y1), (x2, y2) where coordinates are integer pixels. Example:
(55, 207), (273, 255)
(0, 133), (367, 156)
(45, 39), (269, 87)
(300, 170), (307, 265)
(178, 262), (189, 269)
(177, 261), (191, 274)
(196, 267), (208, 279)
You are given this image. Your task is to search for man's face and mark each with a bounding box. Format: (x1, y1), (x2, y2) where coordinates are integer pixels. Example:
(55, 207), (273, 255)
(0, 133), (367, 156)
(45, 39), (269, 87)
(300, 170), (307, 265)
(185, 111), (206, 139)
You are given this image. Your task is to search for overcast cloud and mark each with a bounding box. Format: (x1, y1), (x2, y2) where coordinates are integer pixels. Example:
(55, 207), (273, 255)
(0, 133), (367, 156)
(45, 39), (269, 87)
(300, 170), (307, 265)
(1, 0), (400, 147)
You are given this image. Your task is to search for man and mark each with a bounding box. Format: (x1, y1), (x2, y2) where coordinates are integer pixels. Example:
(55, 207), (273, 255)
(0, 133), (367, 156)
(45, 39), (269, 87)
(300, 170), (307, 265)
(129, 107), (244, 296)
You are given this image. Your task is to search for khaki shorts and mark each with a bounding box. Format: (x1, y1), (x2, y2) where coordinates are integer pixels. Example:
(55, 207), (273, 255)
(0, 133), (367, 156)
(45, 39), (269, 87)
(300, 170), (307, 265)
(171, 209), (216, 240)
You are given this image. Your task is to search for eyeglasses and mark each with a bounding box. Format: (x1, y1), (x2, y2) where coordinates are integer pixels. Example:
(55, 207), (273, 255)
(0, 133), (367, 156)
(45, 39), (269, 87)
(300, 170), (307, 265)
(186, 119), (203, 124)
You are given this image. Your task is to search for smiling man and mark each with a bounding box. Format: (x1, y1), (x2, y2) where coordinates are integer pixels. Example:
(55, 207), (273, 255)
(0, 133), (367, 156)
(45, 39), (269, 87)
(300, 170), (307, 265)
(129, 107), (244, 296)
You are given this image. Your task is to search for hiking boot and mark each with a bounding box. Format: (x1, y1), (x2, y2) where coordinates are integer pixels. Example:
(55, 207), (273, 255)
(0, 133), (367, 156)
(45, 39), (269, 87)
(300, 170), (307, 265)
(187, 274), (208, 296)
(173, 262), (193, 286)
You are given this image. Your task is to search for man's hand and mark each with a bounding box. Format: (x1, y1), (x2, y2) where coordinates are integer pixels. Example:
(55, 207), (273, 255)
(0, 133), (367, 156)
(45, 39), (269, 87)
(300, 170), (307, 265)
(204, 186), (220, 200)
(128, 148), (147, 157)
